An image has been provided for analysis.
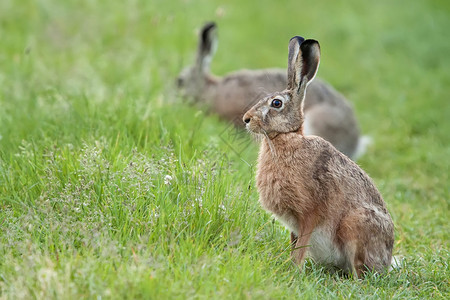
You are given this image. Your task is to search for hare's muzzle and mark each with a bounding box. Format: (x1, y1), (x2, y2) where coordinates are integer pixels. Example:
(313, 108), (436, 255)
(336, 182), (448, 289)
(243, 109), (262, 133)
(243, 111), (252, 125)
(242, 112), (252, 126)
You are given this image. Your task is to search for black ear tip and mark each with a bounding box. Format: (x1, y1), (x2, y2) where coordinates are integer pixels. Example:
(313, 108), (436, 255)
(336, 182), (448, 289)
(300, 39), (321, 52)
(305, 39), (319, 45)
(290, 36), (305, 45)
(202, 22), (217, 33)
(201, 22), (217, 46)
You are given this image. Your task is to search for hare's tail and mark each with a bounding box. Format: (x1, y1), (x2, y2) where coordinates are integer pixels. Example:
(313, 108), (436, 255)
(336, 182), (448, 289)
(353, 135), (373, 160)
(389, 255), (404, 271)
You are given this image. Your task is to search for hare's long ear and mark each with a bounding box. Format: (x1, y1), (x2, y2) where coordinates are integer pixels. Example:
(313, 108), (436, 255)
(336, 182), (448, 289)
(196, 22), (218, 73)
(287, 36), (320, 94)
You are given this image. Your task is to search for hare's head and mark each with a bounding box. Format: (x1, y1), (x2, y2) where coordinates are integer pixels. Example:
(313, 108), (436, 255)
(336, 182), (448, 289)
(243, 37), (320, 139)
(177, 22), (218, 101)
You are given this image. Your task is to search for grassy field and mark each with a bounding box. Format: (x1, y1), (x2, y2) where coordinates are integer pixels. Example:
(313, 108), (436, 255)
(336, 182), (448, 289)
(1, 0), (449, 298)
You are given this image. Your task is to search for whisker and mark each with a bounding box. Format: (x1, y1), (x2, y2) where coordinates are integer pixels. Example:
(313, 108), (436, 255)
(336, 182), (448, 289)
(262, 129), (276, 157)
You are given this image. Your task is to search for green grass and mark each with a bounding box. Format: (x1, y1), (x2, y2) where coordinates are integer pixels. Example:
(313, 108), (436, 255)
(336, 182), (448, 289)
(1, 0), (449, 298)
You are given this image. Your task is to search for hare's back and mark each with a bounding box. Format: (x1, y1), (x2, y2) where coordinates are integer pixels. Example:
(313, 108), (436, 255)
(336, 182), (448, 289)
(303, 136), (383, 206)
(214, 69), (286, 121)
(304, 79), (350, 109)
(220, 68), (286, 99)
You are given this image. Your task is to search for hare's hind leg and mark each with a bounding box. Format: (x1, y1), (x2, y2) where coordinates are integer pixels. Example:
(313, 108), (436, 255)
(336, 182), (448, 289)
(337, 209), (393, 278)
(342, 240), (366, 278)
(336, 213), (367, 278)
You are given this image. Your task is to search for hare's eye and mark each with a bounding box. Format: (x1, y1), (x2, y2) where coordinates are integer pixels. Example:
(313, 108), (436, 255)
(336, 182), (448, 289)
(271, 99), (283, 108)
(177, 77), (184, 87)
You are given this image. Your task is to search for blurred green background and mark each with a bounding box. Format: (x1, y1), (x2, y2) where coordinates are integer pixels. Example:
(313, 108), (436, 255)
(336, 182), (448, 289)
(0, 0), (449, 298)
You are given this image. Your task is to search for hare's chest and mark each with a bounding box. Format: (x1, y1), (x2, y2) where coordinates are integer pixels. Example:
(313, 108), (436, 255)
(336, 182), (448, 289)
(256, 162), (298, 214)
(256, 175), (299, 234)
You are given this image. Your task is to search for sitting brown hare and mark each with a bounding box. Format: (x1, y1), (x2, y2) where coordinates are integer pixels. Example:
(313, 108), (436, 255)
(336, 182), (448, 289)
(243, 36), (394, 278)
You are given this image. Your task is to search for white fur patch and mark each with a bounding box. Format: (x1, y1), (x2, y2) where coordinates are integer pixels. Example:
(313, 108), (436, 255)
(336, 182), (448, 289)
(261, 106), (269, 120)
(389, 255), (404, 271)
(309, 225), (345, 266)
(274, 211), (298, 235)
(352, 135), (373, 160)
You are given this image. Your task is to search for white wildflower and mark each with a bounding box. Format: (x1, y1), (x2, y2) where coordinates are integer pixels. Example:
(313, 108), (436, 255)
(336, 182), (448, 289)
(196, 198), (203, 208)
(164, 175), (173, 185)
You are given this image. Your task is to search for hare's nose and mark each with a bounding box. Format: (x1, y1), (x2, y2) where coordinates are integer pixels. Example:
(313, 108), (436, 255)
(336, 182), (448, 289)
(243, 112), (252, 124)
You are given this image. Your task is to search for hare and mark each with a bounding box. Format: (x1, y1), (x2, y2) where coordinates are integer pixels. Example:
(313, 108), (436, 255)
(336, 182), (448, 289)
(178, 22), (367, 159)
(242, 36), (394, 277)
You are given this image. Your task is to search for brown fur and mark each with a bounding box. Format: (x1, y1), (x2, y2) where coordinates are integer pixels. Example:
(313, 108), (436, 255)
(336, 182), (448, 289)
(243, 37), (394, 277)
(177, 22), (362, 159)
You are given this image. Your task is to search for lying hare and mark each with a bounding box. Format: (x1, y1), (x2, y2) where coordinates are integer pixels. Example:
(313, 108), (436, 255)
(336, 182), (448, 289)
(178, 22), (367, 159)
(243, 36), (394, 277)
